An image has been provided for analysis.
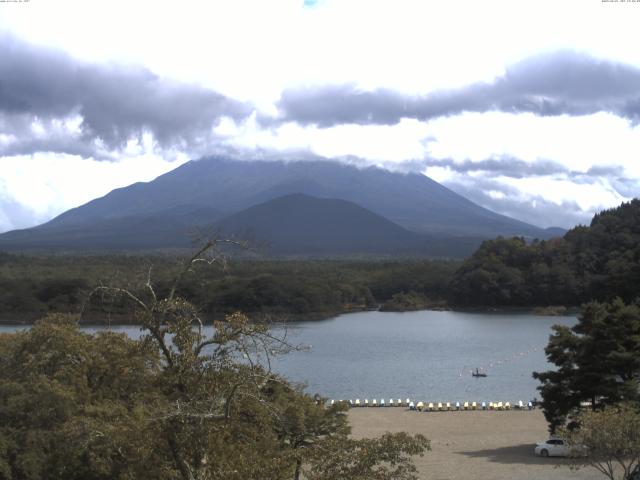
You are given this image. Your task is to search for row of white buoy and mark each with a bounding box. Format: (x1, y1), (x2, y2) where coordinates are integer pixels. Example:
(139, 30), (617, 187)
(330, 399), (535, 410)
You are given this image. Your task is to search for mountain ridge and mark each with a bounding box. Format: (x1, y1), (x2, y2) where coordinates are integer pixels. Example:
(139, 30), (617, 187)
(0, 158), (563, 255)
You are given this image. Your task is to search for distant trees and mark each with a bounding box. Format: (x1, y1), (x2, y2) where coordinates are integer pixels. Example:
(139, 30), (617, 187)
(533, 299), (640, 433)
(0, 254), (458, 322)
(450, 200), (640, 308)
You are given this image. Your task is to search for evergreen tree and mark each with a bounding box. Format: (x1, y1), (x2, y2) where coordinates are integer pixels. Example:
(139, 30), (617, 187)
(533, 299), (640, 433)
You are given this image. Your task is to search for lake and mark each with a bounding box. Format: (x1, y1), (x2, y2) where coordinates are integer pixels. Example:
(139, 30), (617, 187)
(0, 310), (574, 403)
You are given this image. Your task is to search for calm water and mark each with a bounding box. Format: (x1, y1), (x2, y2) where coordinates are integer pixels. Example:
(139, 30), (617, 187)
(0, 310), (575, 403)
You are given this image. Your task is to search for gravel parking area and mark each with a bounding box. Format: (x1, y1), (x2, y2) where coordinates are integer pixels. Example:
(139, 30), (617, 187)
(348, 408), (604, 480)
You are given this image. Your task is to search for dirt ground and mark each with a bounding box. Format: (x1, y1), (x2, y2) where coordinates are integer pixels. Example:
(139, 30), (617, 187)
(348, 408), (604, 480)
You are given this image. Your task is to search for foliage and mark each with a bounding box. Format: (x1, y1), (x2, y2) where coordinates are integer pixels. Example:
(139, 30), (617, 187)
(0, 243), (430, 479)
(450, 199), (640, 307)
(0, 254), (459, 322)
(379, 290), (445, 312)
(560, 404), (640, 480)
(304, 432), (430, 480)
(533, 299), (640, 433)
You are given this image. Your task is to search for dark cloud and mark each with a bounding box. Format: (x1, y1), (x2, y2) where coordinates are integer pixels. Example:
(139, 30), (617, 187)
(392, 156), (636, 228)
(418, 157), (569, 179)
(0, 36), (253, 157)
(274, 51), (640, 127)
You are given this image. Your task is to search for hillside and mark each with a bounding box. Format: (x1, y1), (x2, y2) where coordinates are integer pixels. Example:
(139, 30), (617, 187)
(449, 199), (640, 306)
(216, 193), (424, 254)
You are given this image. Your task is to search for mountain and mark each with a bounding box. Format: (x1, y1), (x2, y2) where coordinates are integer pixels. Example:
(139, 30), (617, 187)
(0, 204), (222, 250)
(0, 157), (557, 255)
(216, 193), (482, 256)
(40, 157), (550, 236)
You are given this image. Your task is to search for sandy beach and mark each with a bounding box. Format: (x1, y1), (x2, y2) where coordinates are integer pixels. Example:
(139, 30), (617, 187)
(348, 408), (603, 480)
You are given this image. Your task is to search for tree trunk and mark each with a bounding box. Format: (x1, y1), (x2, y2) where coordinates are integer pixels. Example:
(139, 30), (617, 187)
(294, 458), (302, 480)
(168, 432), (194, 480)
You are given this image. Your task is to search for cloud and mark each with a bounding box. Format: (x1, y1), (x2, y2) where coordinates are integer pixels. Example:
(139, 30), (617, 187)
(0, 36), (254, 158)
(418, 157), (569, 179)
(274, 51), (640, 127)
(441, 176), (595, 229)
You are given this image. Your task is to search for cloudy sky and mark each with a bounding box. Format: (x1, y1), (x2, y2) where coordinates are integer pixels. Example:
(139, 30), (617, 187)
(1, 0), (639, 232)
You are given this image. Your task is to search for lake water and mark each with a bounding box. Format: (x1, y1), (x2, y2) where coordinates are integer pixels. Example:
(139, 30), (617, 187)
(0, 310), (575, 404)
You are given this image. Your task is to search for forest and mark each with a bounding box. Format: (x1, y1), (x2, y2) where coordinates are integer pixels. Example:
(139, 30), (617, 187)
(449, 199), (640, 307)
(0, 254), (458, 323)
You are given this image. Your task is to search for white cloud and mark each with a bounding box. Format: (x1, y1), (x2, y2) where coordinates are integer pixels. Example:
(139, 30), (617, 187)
(425, 112), (640, 174)
(217, 116), (429, 163)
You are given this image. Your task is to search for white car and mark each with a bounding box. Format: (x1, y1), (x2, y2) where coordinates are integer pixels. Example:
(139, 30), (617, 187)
(534, 438), (569, 457)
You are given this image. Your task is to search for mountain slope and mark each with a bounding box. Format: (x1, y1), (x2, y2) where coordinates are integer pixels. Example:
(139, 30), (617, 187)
(0, 193), (483, 256)
(40, 157), (551, 238)
(216, 193), (426, 254)
(0, 204), (222, 250)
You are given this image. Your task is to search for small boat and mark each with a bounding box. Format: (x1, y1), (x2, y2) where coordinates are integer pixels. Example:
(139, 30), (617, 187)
(472, 368), (488, 377)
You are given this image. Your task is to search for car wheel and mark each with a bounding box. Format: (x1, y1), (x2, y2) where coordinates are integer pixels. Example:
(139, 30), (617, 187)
(540, 449), (549, 457)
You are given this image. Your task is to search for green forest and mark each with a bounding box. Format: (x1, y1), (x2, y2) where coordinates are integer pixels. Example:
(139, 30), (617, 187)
(450, 199), (640, 307)
(0, 255), (458, 323)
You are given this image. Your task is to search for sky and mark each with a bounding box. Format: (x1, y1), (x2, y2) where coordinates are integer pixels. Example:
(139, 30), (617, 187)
(1, 0), (639, 232)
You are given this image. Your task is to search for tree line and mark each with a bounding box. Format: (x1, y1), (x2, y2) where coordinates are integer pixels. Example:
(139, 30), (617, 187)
(0, 255), (459, 322)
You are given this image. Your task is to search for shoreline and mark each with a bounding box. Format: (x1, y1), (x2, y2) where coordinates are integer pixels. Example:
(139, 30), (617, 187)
(0, 304), (578, 326)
